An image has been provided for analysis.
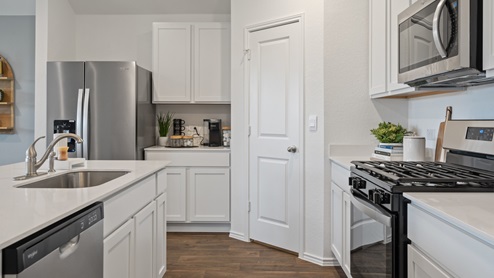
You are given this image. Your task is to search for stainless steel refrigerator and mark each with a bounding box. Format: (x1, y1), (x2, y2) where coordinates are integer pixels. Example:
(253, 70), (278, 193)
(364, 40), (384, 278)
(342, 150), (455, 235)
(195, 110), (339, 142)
(46, 61), (155, 160)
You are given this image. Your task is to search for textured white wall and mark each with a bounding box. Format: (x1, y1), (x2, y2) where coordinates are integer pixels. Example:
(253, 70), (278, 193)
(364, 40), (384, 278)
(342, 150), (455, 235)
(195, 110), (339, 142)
(75, 14), (231, 70)
(35, 0), (76, 152)
(231, 0), (329, 264)
(324, 1), (408, 147)
(409, 86), (494, 160)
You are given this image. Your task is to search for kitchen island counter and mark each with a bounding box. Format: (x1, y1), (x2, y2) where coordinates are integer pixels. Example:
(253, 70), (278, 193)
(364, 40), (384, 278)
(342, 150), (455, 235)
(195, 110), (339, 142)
(0, 160), (169, 249)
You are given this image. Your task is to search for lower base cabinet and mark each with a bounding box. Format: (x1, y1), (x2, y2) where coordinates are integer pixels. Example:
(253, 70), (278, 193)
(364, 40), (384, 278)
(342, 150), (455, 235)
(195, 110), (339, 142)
(104, 218), (135, 278)
(408, 245), (452, 278)
(165, 167), (230, 223)
(156, 193), (167, 277)
(330, 162), (351, 277)
(103, 170), (167, 278)
(407, 203), (494, 278)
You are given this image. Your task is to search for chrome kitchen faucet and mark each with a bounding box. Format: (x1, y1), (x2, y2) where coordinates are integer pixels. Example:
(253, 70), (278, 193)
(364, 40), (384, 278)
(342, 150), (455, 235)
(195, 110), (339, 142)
(14, 133), (83, 180)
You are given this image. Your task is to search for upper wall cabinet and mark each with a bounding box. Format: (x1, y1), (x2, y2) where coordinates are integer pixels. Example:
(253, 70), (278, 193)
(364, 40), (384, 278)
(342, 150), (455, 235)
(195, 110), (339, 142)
(369, 0), (416, 98)
(484, 0), (494, 75)
(152, 22), (231, 104)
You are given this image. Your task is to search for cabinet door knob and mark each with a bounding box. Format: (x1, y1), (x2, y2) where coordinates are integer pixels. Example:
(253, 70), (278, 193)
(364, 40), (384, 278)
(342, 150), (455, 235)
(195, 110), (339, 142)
(287, 146), (297, 153)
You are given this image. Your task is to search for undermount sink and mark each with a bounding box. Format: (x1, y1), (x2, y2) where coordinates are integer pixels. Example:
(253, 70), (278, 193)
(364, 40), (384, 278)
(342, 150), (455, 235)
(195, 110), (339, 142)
(17, 170), (129, 189)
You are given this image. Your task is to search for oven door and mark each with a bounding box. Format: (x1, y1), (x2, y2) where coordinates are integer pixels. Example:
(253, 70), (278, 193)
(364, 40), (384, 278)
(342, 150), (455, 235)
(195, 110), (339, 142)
(350, 189), (393, 278)
(398, 0), (460, 84)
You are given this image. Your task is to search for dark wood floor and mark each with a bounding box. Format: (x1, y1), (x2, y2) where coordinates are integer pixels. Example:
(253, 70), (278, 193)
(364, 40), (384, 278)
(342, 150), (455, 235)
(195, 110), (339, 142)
(165, 233), (347, 278)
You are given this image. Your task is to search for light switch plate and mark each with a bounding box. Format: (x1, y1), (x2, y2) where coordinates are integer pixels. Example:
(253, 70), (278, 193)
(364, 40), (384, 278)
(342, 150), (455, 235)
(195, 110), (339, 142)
(309, 115), (318, 132)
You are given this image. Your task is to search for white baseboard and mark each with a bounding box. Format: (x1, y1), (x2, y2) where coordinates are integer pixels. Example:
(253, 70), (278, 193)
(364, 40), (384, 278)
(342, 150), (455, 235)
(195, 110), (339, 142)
(167, 223), (230, 232)
(229, 231), (250, 242)
(300, 252), (340, 266)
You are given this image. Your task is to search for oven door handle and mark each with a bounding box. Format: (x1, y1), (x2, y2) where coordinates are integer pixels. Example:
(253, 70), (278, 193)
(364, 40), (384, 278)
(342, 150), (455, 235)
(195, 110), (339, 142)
(351, 189), (392, 226)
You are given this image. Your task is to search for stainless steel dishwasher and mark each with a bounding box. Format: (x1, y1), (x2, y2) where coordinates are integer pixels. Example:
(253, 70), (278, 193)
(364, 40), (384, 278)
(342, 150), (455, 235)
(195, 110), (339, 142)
(2, 202), (104, 278)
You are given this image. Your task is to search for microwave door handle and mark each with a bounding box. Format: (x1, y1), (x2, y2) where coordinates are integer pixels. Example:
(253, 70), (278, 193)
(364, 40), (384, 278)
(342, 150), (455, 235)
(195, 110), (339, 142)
(433, 0), (448, 58)
(351, 189), (392, 226)
(76, 89), (84, 158)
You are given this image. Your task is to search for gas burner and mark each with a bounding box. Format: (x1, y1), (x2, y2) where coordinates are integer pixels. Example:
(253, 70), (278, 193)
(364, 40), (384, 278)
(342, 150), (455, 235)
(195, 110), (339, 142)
(351, 160), (494, 191)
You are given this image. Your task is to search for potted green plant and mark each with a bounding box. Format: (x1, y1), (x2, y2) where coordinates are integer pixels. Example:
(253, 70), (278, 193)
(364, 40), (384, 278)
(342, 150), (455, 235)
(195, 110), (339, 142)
(157, 112), (174, 146)
(370, 121), (409, 144)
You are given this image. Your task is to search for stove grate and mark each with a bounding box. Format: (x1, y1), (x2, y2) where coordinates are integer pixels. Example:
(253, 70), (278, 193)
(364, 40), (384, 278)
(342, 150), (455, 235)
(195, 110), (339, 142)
(352, 161), (494, 184)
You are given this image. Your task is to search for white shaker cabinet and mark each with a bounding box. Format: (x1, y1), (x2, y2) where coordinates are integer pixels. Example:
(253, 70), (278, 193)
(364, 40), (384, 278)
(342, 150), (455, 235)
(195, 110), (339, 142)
(145, 148), (231, 232)
(152, 22), (230, 103)
(484, 0), (494, 75)
(188, 167), (230, 222)
(407, 202), (494, 278)
(103, 170), (167, 278)
(155, 193), (167, 278)
(134, 202), (157, 278)
(330, 162), (351, 277)
(408, 245), (452, 278)
(369, 0), (387, 96)
(369, 0), (417, 98)
(104, 219), (135, 278)
(152, 23), (191, 102)
(164, 168), (187, 222)
(193, 23), (231, 102)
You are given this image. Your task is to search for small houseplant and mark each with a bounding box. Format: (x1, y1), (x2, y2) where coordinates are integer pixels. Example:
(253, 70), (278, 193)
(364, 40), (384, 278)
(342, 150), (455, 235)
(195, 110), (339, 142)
(157, 112), (174, 146)
(370, 121), (409, 143)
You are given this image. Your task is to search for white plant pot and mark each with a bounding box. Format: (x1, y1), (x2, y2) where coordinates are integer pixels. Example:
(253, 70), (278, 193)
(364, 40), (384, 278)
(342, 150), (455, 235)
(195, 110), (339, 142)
(158, 137), (168, 146)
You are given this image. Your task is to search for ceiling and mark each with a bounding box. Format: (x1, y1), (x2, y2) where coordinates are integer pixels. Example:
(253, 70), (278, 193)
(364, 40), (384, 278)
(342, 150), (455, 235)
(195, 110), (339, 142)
(67, 0), (230, 15)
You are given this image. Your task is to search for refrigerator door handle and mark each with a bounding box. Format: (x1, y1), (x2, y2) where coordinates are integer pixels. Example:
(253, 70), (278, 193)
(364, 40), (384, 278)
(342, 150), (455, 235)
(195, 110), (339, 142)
(76, 89), (84, 158)
(83, 88), (90, 159)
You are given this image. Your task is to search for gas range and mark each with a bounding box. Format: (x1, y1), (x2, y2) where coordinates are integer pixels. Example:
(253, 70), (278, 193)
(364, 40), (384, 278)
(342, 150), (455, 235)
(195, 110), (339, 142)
(348, 118), (494, 278)
(351, 160), (494, 193)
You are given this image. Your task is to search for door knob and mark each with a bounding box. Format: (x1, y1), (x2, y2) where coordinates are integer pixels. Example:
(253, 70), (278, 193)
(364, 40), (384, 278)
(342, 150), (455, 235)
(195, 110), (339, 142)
(287, 145), (297, 153)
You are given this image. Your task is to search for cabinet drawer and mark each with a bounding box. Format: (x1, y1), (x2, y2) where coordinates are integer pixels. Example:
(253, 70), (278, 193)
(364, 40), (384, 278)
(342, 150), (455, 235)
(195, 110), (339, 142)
(408, 204), (494, 277)
(146, 151), (230, 167)
(104, 175), (156, 237)
(331, 163), (350, 192)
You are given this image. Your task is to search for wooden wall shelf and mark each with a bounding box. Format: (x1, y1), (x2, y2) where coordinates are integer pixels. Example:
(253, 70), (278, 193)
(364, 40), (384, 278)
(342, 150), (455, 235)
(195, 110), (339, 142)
(0, 54), (15, 133)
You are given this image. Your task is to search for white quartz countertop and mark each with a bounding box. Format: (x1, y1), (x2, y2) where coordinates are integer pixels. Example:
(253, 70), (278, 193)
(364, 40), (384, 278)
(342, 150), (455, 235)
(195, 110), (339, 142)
(145, 145), (230, 152)
(404, 192), (494, 248)
(0, 160), (169, 249)
(330, 156), (371, 170)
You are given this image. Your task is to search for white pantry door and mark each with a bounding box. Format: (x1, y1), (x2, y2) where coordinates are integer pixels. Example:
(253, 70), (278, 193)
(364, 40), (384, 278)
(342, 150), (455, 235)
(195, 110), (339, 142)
(248, 20), (302, 253)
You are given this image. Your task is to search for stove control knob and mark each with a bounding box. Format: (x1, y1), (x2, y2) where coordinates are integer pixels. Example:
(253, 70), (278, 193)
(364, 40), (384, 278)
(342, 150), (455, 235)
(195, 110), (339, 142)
(350, 178), (366, 189)
(368, 189), (375, 202)
(373, 190), (390, 205)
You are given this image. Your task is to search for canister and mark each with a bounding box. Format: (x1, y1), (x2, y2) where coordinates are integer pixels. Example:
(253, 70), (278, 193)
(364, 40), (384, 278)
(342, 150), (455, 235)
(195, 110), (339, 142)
(403, 136), (425, 161)
(222, 126), (231, 147)
(169, 135), (183, 147)
(183, 136), (194, 147)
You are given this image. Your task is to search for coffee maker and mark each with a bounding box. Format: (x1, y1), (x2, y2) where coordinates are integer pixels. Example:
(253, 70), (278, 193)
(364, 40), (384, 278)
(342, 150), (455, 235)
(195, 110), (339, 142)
(203, 119), (222, 147)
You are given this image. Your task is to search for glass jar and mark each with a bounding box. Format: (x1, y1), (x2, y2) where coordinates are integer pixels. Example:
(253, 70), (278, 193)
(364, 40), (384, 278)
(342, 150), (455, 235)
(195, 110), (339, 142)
(222, 126), (231, 147)
(169, 135), (183, 147)
(183, 136), (194, 147)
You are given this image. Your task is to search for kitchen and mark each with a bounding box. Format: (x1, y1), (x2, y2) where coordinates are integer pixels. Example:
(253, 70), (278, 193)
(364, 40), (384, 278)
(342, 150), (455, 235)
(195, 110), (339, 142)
(0, 0), (494, 277)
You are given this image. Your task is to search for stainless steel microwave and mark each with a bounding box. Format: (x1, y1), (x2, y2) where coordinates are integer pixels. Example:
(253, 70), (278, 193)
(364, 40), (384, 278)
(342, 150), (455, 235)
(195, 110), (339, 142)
(398, 0), (486, 88)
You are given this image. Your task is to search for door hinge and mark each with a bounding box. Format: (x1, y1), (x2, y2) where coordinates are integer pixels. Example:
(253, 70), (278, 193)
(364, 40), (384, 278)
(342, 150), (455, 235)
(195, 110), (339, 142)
(248, 201), (251, 212)
(244, 49), (251, 61)
(248, 126), (251, 137)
